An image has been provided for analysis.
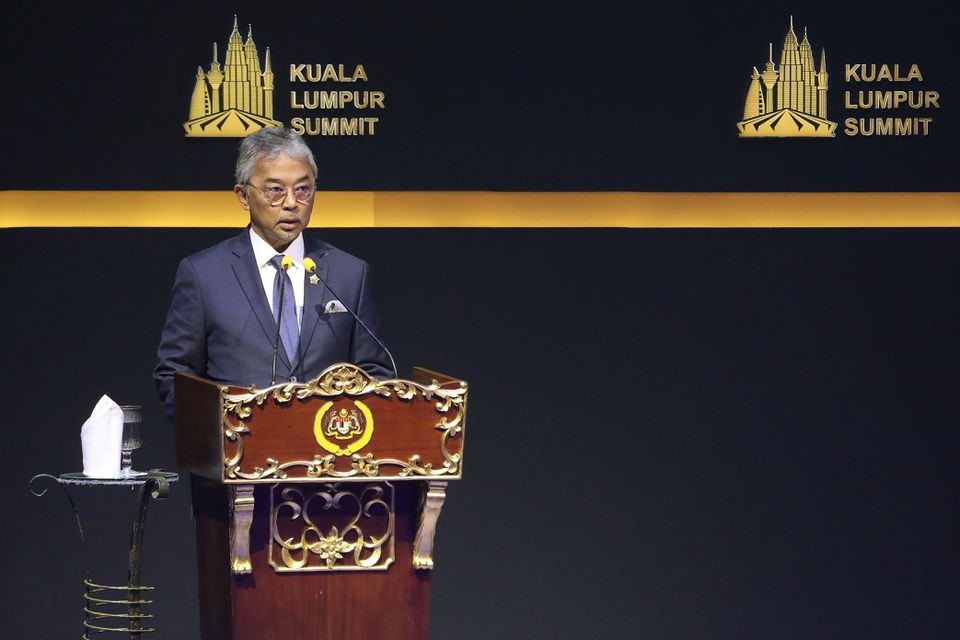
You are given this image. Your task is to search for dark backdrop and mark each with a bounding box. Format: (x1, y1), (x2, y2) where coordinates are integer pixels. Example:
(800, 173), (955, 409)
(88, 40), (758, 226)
(4, 0), (958, 192)
(2, 227), (958, 638)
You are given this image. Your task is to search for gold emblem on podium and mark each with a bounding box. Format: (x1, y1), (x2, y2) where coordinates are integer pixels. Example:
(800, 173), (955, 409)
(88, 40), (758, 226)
(183, 16), (282, 137)
(314, 401), (374, 456)
(737, 17), (836, 138)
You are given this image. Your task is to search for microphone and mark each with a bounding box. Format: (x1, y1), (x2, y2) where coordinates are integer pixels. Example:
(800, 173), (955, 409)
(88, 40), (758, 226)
(303, 257), (397, 378)
(271, 256), (294, 385)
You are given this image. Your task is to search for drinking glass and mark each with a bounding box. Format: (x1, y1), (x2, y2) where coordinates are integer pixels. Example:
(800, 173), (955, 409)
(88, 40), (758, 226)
(119, 405), (146, 477)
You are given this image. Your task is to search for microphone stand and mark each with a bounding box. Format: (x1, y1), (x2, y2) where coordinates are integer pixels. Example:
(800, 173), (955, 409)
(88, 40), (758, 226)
(305, 263), (397, 379)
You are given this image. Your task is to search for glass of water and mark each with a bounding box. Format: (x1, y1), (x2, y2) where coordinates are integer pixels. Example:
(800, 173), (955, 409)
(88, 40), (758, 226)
(119, 405), (146, 477)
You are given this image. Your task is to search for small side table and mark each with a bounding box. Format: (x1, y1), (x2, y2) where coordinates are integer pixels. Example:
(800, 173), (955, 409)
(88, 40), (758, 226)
(30, 471), (179, 639)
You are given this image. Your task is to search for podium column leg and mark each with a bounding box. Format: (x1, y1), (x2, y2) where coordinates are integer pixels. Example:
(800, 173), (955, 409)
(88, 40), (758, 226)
(413, 480), (448, 570)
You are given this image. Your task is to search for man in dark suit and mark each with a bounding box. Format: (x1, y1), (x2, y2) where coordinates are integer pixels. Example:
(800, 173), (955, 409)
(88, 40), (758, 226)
(154, 127), (392, 421)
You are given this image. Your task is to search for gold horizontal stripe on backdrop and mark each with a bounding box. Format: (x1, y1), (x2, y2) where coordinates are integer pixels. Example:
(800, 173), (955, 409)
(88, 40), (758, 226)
(1, 191), (959, 228)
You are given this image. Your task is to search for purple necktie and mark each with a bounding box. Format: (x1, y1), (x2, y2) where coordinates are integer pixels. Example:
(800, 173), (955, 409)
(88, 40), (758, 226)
(269, 255), (299, 367)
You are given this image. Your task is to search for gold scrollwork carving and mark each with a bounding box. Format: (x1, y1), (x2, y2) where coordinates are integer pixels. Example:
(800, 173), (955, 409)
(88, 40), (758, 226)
(268, 482), (395, 572)
(413, 480), (448, 570)
(221, 364), (466, 481)
(230, 485), (255, 575)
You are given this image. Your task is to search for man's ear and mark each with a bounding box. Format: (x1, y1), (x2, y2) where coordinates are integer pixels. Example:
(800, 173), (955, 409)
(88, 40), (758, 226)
(234, 184), (250, 210)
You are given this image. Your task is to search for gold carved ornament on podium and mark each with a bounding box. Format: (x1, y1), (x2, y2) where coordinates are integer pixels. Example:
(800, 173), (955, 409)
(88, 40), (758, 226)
(220, 364), (466, 481)
(269, 483), (395, 572)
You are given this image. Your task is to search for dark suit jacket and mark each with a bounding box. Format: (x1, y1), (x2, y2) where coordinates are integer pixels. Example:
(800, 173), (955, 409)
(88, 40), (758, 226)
(154, 229), (391, 420)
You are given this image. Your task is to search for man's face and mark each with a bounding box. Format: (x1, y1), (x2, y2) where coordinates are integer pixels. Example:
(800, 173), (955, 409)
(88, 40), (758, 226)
(234, 153), (316, 252)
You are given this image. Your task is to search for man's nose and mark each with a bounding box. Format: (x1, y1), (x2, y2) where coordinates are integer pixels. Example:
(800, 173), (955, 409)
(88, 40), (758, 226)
(281, 187), (298, 209)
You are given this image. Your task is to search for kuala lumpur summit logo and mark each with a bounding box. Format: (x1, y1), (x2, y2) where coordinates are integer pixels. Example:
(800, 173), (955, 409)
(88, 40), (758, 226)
(183, 17), (281, 137)
(737, 17), (836, 138)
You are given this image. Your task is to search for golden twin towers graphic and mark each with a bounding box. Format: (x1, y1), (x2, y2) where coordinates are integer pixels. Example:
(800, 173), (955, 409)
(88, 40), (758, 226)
(738, 17), (836, 137)
(183, 16), (833, 139)
(183, 17), (280, 137)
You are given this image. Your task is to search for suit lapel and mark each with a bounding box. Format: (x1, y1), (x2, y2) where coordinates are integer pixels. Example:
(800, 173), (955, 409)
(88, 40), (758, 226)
(299, 237), (330, 362)
(229, 230), (291, 369)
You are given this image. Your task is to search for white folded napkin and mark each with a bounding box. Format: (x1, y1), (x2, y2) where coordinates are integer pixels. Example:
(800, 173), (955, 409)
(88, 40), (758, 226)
(81, 394), (124, 478)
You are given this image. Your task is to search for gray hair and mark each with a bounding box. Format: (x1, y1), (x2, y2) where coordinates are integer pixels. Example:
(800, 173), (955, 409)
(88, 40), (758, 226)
(234, 127), (318, 185)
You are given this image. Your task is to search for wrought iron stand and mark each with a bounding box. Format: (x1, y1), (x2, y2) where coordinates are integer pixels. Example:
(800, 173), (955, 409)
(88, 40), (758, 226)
(30, 471), (179, 639)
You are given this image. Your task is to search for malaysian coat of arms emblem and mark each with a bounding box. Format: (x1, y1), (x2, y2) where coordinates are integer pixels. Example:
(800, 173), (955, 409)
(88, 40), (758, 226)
(314, 400), (374, 456)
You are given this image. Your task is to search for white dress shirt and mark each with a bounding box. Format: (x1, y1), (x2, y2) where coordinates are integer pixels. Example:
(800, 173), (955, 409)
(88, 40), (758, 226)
(249, 227), (305, 328)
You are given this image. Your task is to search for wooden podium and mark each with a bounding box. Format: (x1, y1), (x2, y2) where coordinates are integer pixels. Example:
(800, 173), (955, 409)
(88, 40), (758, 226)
(174, 364), (467, 640)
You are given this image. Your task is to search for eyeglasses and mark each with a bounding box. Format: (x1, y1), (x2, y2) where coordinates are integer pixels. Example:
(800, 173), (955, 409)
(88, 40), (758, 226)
(247, 182), (317, 205)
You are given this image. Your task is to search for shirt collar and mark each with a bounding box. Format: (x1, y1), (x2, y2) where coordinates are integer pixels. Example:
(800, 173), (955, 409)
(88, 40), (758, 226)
(249, 227), (305, 268)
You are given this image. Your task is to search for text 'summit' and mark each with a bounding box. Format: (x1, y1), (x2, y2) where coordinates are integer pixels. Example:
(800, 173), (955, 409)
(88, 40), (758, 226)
(288, 65), (384, 137)
(842, 64), (940, 136)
